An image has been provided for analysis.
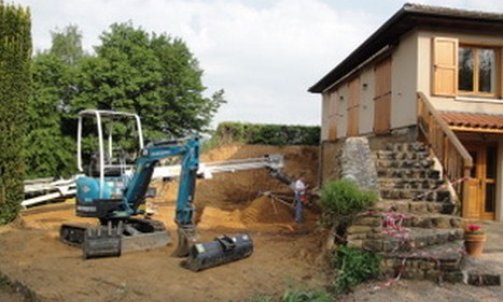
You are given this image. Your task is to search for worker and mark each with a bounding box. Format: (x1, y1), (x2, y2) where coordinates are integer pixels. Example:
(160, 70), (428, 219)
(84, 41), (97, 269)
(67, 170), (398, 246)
(294, 176), (307, 223)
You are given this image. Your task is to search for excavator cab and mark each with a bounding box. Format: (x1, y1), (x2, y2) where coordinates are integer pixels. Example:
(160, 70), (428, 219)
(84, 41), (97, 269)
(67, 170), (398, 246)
(75, 110), (145, 217)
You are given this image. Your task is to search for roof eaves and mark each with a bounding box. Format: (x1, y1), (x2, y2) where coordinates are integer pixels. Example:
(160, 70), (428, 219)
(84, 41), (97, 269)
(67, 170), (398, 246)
(308, 3), (503, 94)
(308, 5), (408, 93)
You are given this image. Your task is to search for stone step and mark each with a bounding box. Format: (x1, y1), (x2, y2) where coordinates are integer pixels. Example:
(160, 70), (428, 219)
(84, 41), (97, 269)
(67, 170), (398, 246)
(377, 168), (440, 180)
(386, 142), (427, 153)
(376, 150), (430, 160)
(380, 188), (451, 202)
(353, 211), (462, 230)
(373, 200), (455, 215)
(462, 256), (502, 286)
(379, 178), (444, 190)
(360, 228), (464, 253)
(380, 241), (465, 282)
(403, 214), (463, 229)
(376, 158), (435, 169)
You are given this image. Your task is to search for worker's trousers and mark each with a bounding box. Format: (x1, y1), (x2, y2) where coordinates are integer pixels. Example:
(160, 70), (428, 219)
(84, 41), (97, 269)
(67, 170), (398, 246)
(294, 193), (303, 223)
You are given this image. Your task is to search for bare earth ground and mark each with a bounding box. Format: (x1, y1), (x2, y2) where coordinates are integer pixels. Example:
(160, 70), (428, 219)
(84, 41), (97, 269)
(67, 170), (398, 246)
(0, 144), (330, 301)
(1, 144), (502, 301)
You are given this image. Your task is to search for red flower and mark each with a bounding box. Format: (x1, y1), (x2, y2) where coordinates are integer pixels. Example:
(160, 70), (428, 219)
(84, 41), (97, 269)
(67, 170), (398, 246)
(466, 224), (481, 232)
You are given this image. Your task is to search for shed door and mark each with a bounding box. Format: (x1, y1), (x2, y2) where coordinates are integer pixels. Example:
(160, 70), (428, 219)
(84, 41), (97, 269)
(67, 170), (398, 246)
(374, 58), (391, 134)
(347, 77), (360, 137)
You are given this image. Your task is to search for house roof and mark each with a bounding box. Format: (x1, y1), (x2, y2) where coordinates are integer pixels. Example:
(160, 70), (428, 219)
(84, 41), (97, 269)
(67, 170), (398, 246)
(309, 3), (503, 93)
(441, 111), (503, 132)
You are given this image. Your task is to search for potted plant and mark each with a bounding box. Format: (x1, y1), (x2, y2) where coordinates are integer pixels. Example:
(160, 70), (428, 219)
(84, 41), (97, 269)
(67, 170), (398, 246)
(464, 224), (486, 257)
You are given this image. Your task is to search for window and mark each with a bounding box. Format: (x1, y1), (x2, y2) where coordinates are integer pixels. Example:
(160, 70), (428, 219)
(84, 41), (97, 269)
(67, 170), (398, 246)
(458, 46), (497, 96)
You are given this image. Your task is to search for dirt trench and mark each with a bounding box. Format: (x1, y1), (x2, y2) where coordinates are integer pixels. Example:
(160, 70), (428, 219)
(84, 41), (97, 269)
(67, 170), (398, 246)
(0, 144), (330, 302)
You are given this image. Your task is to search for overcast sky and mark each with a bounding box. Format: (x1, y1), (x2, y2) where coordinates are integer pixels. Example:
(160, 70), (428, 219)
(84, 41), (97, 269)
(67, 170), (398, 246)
(16, 0), (503, 127)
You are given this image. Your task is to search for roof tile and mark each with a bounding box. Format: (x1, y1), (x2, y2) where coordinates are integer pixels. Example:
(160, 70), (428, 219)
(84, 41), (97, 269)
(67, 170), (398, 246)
(441, 111), (503, 130)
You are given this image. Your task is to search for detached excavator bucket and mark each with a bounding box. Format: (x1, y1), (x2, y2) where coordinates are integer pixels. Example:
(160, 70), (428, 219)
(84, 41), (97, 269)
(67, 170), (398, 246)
(182, 234), (254, 272)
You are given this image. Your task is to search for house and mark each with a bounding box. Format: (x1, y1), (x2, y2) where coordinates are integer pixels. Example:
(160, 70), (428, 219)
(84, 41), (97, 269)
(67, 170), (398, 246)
(309, 3), (503, 222)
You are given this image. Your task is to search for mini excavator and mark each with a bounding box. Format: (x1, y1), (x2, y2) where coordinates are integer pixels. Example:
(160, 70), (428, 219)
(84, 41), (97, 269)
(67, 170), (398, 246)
(60, 110), (285, 271)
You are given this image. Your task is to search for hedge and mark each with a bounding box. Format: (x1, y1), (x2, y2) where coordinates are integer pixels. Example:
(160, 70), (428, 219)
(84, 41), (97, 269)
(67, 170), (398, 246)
(0, 2), (32, 224)
(215, 122), (320, 146)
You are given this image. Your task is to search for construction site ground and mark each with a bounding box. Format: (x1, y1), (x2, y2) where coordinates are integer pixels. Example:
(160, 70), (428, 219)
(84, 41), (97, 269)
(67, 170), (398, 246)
(1, 144), (502, 301)
(0, 144), (330, 302)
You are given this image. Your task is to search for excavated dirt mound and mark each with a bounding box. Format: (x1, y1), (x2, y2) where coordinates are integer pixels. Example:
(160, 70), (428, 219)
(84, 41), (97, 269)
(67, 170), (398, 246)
(153, 144), (319, 231)
(0, 143), (328, 301)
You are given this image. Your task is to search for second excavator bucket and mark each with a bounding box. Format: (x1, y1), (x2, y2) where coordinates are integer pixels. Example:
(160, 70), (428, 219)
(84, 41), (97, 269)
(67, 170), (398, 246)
(182, 234), (254, 272)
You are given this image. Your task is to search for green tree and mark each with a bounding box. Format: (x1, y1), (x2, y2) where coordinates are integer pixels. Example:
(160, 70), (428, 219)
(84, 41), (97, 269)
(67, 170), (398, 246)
(72, 22), (225, 140)
(50, 24), (84, 65)
(26, 53), (76, 178)
(0, 2), (32, 223)
(25, 25), (85, 178)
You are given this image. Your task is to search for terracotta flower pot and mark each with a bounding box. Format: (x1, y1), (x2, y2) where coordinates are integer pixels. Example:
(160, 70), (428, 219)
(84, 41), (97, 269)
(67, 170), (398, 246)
(464, 233), (487, 257)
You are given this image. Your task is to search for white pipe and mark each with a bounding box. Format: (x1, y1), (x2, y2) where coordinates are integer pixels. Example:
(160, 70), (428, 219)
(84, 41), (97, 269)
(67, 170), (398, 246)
(21, 189), (76, 208)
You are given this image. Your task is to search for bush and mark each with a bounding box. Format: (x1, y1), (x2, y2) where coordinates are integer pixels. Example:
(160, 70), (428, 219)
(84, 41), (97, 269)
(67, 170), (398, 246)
(0, 2), (32, 224)
(215, 122), (320, 146)
(319, 179), (377, 225)
(332, 246), (381, 294)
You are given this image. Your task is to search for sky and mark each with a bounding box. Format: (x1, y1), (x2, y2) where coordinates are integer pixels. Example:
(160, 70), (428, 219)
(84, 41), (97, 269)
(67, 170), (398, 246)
(15, 0), (503, 127)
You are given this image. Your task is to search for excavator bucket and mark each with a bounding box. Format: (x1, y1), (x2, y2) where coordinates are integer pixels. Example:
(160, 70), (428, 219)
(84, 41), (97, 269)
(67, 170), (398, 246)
(182, 234), (254, 272)
(83, 222), (122, 259)
(172, 225), (197, 257)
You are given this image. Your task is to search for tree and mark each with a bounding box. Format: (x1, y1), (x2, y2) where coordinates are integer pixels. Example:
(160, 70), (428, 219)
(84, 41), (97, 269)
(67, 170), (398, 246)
(72, 22), (225, 140)
(25, 25), (85, 178)
(26, 53), (76, 178)
(50, 24), (84, 65)
(0, 2), (32, 223)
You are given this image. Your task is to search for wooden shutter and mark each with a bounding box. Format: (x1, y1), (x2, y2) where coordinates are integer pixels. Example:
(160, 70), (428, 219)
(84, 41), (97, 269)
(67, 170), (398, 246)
(347, 77), (360, 137)
(328, 92), (337, 140)
(432, 37), (458, 96)
(374, 57), (392, 134)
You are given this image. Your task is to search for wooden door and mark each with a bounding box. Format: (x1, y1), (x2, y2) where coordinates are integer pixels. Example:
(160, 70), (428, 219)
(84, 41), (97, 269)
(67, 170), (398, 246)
(347, 77), (360, 137)
(374, 58), (391, 134)
(465, 145), (497, 220)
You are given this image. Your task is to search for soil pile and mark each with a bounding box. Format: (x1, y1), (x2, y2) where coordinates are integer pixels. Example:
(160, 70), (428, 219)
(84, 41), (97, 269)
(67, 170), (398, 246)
(153, 143), (319, 230)
(240, 196), (294, 224)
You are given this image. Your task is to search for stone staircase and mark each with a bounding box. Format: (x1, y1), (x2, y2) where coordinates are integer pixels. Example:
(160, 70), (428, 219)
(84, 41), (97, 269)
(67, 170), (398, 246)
(347, 141), (500, 285)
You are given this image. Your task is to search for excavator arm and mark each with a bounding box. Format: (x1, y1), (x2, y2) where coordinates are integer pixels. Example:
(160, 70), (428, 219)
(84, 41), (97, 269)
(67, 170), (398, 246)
(119, 137), (200, 256)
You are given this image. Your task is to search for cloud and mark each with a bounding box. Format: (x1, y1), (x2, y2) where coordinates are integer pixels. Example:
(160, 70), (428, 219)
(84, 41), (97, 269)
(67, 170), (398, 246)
(19, 0), (382, 126)
(19, 0), (503, 126)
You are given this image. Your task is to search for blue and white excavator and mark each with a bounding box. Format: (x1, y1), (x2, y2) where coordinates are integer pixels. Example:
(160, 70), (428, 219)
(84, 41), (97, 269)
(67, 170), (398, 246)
(59, 110), (289, 271)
